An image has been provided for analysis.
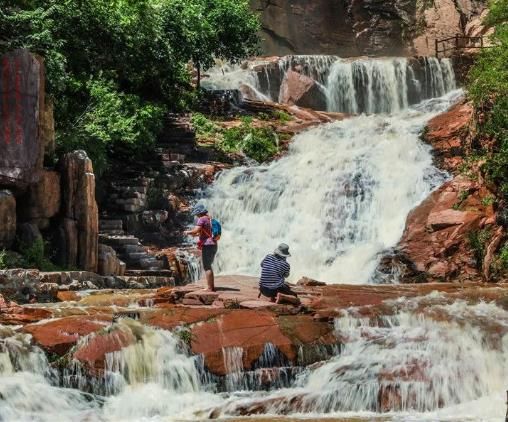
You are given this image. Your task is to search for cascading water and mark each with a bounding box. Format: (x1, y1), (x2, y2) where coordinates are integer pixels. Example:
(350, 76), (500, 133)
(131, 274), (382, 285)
(2, 55), (496, 422)
(203, 55), (456, 114)
(213, 294), (508, 420)
(201, 90), (461, 283)
(2, 295), (508, 421)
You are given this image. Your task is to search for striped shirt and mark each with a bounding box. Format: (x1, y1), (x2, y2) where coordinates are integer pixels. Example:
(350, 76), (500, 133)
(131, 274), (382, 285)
(259, 254), (290, 289)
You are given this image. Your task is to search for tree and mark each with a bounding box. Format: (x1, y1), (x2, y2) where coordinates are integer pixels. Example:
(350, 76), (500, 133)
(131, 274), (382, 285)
(0, 0), (260, 172)
(467, 0), (508, 194)
(162, 0), (260, 88)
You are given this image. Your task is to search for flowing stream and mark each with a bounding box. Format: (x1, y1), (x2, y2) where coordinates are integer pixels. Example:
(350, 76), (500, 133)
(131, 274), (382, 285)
(1, 294), (507, 421)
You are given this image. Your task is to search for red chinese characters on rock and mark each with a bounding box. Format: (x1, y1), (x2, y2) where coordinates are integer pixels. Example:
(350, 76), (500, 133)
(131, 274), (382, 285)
(2, 57), (10, 145)
(0, 49), (44, 189)
(15, 58), (23, 145)
(1, 56), (25, 146)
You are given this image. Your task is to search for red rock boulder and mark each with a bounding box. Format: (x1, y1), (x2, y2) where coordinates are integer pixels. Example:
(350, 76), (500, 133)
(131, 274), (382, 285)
(279, 70), (326, 111)
(423, 100), (473, 173)
(190, 309), (296, 376)
(398, 176), (495, 281)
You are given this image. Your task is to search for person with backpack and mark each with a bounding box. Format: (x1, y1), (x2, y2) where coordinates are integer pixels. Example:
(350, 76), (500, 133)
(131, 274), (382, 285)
(185, 204), (221, 291)
(259, 243), (299, 304)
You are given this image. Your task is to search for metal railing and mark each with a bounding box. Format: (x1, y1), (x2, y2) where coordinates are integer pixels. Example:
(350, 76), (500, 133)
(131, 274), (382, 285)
(435, 35), (489, 57)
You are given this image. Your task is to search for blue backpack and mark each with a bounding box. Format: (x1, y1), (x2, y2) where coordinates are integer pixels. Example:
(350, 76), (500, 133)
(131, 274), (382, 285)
(211, 218), (222, 241)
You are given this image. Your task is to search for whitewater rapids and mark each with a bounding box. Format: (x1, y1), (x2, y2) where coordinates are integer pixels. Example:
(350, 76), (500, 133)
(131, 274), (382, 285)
(201, 90), (463, 283)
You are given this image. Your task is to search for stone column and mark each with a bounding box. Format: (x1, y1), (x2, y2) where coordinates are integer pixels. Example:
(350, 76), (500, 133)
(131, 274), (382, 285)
(59, 151), (98, 272)
(0, 49), (44, 192)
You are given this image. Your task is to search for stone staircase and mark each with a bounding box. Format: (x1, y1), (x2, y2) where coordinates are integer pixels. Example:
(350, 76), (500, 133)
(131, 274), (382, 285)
(157, 113), (197, 164)
(99, 219), (165, 271)
(107, 177), (151, 214)
(95, 113), (220, 283)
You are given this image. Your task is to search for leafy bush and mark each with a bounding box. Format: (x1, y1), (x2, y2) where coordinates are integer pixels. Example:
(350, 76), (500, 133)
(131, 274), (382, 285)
(219, 118), (279, 162)
(468, 228), (492, 269)
(21, 238), (57, 272)
(191, 112), (221, 137)
(57, 78), (164, 175)
(499, 243), (508, 269)
(467, 0), (508, 195)
(272, 110), (293, 123)
(1, 0), (260, 174)
(0, 250), (24, 270)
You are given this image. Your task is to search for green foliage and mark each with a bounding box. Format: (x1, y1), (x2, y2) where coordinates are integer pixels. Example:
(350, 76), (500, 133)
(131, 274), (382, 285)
(499, 243), (508, 269)
(175, 326), (193, 346)
(21, 238), (57, 271)
(0, 239), (56, 271)
(162, 0), (260, 86)
(191, 112), (221, 136)
(1, 0), (260, 173)
(453, 190), (470, 209)
(219, 118), (279, 162)
(467, 0), (508, 195)
(481, 194), (496, 206)
(0, 249), (24, 270)
(272, 110), (293, 123)
(468, 228), (492, 269)
(57, 78), (164, 175)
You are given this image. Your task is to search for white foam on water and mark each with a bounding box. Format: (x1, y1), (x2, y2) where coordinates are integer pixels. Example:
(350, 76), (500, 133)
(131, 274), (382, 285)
(201, 90), (462, 283)
(203, 55), (456, 114)
(2, 296), (508, 421)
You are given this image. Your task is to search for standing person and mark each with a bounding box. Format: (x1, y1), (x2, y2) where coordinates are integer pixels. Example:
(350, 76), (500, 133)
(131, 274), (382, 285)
(185, 204), (219, 291)
(259, 243), (299, 304)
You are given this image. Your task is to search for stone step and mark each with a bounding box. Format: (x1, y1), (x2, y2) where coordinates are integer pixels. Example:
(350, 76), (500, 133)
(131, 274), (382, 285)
(139, 258), (165, 270)
(124, 269), (174, 277)
(114, 197), (146, 206)
(99, 229), (125, 236)
(121, 252), (149, 262)
(99, 234), (140, 246)
(99, 219), (123, 230)
(121, 244), (146, 254)
(113, 184), (149, 192)
(113, 178), (152, 188)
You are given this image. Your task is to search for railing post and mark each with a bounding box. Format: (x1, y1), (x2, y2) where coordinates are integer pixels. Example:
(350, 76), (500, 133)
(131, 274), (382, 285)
(455, 34), (459, 50)
(435, 39), (439, 57)
(505, 390), (508, 422)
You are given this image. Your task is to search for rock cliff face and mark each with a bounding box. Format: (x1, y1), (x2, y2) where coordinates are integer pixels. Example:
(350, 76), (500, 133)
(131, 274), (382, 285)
(251, 0), (487, 57)
(0, 49), (99, 274)
(380, 100), (505, 283)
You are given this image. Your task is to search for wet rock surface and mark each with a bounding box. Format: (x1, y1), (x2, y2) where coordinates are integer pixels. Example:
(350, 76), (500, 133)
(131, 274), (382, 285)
(384, 98), (502, 283)
(5, 275), (506, 376)
(423, 100), (474, 172)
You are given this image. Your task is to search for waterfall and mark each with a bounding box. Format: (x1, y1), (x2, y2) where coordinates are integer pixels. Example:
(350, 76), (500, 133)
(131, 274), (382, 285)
(2, 295), (508, 421)
(202, 55), (456, 114)
(214, 294), (508, 420)
(325, 57), (455, 113)
(200, 90), (462, 283)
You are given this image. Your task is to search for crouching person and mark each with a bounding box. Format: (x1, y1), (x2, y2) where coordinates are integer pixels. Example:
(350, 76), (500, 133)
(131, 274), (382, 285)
(259, 243), (299, 305)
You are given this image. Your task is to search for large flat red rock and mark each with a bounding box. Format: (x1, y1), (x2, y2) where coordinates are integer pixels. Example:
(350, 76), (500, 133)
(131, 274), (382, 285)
(23, 316), (109, 355)
(191, 309), (295, 376)
(144, 306), (228, 330)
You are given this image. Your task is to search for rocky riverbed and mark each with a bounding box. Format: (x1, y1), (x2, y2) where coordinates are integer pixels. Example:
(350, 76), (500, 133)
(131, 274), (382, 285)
(2, 276), (508, 419)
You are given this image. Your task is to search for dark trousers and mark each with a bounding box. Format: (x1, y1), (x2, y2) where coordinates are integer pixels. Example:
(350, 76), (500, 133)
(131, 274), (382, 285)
(259, 283), (297, 299)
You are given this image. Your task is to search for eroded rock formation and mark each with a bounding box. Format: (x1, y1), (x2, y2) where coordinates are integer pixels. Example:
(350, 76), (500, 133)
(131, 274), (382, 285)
(251, 0), (487, 57)
(384, 99), (504, 283)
